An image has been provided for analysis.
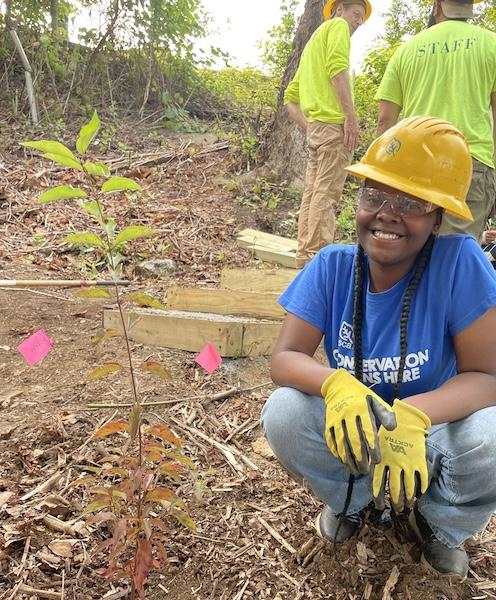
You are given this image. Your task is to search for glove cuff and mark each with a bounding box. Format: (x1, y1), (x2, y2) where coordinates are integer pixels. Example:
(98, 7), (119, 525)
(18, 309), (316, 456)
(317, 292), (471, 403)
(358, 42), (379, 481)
(393, 398), (431, 429)
(321, 368), (349, 397)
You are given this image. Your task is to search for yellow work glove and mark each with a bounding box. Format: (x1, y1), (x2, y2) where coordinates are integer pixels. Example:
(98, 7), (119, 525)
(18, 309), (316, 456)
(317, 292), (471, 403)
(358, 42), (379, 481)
(322, 369), (397, 475)
(372, 399), (431, 513)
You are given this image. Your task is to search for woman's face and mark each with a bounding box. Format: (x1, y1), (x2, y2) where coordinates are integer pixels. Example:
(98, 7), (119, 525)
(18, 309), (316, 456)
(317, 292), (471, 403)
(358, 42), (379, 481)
(356, 180), (442, 283)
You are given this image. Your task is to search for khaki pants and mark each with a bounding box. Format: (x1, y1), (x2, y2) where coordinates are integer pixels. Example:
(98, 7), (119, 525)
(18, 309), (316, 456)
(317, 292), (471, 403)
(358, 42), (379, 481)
(296, 121), (353, 268)
(439, 158), (496, 242)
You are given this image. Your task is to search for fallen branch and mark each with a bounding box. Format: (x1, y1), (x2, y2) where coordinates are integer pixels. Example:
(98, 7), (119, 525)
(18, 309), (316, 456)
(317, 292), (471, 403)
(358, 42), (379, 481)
(257, 516), (297, 554)
(18, 585), (61, 599)
(87, 382), (272, 409)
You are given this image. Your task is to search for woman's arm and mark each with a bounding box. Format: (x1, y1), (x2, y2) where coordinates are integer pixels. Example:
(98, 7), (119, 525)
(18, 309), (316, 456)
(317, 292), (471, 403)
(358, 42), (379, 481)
(403, 307), (496, 424)
(270, 313), (334, 396)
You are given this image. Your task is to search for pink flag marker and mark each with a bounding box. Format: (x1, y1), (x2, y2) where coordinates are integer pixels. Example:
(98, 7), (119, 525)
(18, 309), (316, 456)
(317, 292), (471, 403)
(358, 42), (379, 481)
(17, 329), (54, 366)
(195, 342), (222, 374)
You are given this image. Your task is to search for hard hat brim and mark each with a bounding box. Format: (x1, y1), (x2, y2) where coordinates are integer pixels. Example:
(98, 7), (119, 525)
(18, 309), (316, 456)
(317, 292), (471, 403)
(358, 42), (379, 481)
(345, 162), (474, 222)
(323, 0), (372, 22)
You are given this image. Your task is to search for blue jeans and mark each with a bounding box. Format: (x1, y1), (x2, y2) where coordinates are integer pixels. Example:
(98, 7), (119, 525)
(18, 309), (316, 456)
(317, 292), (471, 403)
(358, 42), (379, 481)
(261, 387), (496, 548)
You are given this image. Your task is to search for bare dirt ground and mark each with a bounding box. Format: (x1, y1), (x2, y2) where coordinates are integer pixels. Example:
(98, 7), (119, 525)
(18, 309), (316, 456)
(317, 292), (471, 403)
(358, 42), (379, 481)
(1, 121), (495, 600)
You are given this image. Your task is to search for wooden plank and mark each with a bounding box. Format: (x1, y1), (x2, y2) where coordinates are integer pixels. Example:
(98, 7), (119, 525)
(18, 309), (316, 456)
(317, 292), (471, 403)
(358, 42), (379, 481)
(220, 268), (296, 293)
(237, 228), (298, 251)
(103, 308), (281, 357)
(167, 287), (285, 320)
(251, 246), (297, 269)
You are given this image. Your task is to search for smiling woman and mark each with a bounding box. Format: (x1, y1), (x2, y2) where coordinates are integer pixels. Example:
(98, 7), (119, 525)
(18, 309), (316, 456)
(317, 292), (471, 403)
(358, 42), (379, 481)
(261, 115), (496, 579)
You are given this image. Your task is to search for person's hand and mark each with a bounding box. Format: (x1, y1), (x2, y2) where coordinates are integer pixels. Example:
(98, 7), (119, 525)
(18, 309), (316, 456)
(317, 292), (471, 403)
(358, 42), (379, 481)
(322, 369), (396, 475)
(343, 115), (360, 152)
(372, 400), (431, 512)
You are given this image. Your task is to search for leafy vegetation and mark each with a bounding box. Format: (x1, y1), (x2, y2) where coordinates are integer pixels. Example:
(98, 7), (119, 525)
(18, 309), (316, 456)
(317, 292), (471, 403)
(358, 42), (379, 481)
(22, 112), (202, 599)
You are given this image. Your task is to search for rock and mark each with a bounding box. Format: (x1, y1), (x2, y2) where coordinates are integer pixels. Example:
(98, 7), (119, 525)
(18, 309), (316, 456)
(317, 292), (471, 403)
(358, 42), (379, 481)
(134, 259), (177, 279)
(251, 436), (275, 459)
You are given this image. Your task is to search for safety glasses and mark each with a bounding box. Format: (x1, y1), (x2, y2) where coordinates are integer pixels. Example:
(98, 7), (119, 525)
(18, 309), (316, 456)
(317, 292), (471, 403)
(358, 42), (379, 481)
(357, 187), (436, 217)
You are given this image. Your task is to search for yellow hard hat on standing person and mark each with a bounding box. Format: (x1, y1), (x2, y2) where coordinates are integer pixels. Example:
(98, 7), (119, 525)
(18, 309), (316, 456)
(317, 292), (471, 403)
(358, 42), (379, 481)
(345, 116), (474, 221)
(323, 0), (372, 21)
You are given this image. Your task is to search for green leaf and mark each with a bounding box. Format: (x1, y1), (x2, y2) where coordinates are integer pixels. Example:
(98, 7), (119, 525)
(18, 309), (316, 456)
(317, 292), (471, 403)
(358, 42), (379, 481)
(75, 288), (111, 300)
(88, 363), (123, 381)
(91, 328), (120, 344)
(41, 152), (83, 170)
(76, 111), (101, 156)
(63, 232), (104, 248)
(84, 160), (110, 177)
(171, 509), (196, 530)
(113, 226), (154, 247)
(128, 405), (142, 444)
(22, 140), (75, 159)
(39, 185), (87, 204)
(127, 292), (166, 310)
(92, 420), (129, 438)
(101, 177), (142, 193)
(141, 361), (172, 381)
(82, 500), (111, 514)
(78, 200), (102, 223)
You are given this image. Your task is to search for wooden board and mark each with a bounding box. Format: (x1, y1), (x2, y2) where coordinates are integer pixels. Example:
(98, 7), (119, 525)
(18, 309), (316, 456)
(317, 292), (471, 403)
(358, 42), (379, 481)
(103, 308), (281, 357)
(250, 245), (297, 269)
(237, 228), (297, 251)
(167, 287), (285, 320)
(220, 268), (296, 293)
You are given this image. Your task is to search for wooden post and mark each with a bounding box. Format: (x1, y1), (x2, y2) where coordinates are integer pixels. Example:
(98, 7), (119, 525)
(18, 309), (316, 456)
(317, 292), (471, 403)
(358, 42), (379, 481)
(9, 30), (39, 125)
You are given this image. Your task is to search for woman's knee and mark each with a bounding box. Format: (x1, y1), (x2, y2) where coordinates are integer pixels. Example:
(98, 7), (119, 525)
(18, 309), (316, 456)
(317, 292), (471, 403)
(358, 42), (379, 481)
(261, 387), (323, 444)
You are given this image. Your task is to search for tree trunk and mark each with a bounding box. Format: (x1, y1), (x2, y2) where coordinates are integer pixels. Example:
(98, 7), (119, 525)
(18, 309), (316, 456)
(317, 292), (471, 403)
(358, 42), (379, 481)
(50, 0), (59, 42)
(261, 0), (323, 189)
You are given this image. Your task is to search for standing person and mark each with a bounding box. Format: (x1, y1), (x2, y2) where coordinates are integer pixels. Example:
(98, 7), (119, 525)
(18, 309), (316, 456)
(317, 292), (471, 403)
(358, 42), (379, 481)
(284, 0), (372, 268)
(261, 116), (496, 577)
(376, 0), (496, 241)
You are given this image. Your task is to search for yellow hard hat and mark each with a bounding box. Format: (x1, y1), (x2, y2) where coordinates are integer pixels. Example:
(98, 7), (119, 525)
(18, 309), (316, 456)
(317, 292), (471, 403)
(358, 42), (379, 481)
(345, 116), (473, 221)
(323, 0), (372, 22)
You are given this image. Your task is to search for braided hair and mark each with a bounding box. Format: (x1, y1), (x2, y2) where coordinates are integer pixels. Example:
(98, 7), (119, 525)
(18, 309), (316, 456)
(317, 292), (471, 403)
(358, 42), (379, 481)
(352, 235), (435, 399)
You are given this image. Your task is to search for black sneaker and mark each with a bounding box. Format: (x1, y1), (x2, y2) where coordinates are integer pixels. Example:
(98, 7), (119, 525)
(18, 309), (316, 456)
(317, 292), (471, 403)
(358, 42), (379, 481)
(409, 506), (469, 577)
(315, 504), (366, 542)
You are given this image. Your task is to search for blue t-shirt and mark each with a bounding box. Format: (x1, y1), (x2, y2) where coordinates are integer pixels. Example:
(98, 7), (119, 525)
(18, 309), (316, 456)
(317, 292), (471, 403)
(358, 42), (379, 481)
(279, 236), (496, 404)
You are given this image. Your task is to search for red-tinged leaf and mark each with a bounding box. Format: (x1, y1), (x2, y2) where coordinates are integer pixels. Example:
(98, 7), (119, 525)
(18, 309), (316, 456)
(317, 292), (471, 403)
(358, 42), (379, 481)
(101, 467), (129, 479)
(140, 361), (172, 381)
(150, 535), (169, 563)
(88, 363), (123, 381)
(91, 328), (120, 344)
(88, 486), (112, 497)
(165, 450), (197, 471)
(145, 424), (181, 448)
(128, 405), (142, 444)
(146, 451), (163, 462)
(144, 488), (179, 504)
(171, 509), (197, 531)
(68, 475), (98, 488)
(86, 511), (117, 526)
(82, 499), (111, 514)
(158, 461), (184, 481)
(133, 539), (153, 599)
(92, 420), (129, 439)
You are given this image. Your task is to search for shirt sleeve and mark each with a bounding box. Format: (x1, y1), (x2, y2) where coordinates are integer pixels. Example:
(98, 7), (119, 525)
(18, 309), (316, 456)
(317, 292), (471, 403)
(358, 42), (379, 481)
(279, 252), (331, 332)
(449, 237), (496, 336)
(325, 19), (350, 80)
(284, 67), (300, 104)
(375, 46), (403, 105)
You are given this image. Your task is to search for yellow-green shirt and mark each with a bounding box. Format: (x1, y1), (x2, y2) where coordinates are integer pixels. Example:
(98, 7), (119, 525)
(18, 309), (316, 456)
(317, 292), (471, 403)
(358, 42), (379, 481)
(284, 18), (351, 124)
(377, 21), (496, 168)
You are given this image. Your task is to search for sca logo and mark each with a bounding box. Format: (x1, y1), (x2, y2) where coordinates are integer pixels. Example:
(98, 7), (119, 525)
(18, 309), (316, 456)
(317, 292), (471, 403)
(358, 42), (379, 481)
(338, 321), (353, 350)
(386, 137), (401, 157)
